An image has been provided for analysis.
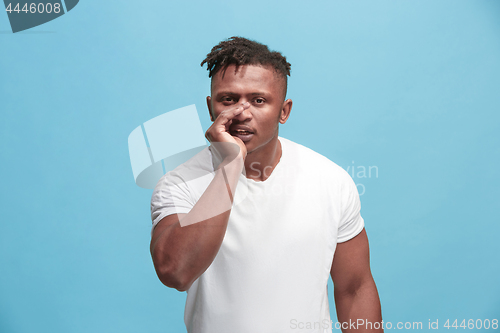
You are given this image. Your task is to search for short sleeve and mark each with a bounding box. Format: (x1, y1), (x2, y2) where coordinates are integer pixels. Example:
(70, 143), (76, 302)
(150, 172), (194, 237)
(336, 173), (365, 243)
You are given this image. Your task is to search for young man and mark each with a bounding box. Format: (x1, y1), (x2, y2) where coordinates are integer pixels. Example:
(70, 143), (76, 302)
(150, 37), (383, 333)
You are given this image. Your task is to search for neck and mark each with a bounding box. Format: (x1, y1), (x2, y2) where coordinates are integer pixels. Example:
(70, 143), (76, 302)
(244, 133), (282, 182)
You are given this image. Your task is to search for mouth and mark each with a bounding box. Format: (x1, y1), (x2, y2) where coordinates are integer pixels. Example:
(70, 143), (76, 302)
(230, 128), (255, 142)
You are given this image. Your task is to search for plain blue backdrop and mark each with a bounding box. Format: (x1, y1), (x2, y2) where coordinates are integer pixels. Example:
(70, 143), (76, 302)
(1, 0), (499, 332)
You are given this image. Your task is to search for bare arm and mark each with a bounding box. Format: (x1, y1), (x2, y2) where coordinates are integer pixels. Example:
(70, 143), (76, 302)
(150, 102), (250, 291)
(331, 228), (383, 333)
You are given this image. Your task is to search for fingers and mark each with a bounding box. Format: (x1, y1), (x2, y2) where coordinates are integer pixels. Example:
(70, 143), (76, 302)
(215, 102), (250, 127)
(205, 102), (251, 144)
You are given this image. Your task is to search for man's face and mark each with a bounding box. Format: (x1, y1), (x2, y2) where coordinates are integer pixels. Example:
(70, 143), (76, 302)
(206, 64), (292, 155)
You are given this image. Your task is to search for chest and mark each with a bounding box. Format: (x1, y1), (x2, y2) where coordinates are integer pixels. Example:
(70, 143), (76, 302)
(226, 175), (342, 256)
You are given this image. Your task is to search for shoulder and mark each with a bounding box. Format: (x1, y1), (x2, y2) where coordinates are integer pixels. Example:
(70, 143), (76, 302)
(154, 146), (214, 190)
(279, 137), (351, 183)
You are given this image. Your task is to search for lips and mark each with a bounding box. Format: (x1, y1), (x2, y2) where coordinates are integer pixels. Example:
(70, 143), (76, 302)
(229, 125), (255, 142)
(230, 125), (254, 134)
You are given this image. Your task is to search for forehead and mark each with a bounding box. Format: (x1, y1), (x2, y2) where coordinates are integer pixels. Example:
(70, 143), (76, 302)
(211, 64), (284, 95)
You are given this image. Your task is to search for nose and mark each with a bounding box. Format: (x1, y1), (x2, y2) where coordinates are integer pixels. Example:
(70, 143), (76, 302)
(233, 102), (252, 122)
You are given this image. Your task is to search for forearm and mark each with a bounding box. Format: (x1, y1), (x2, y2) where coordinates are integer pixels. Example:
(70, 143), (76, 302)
(334, 277), (383, 333)
(152, 155), (244, 290)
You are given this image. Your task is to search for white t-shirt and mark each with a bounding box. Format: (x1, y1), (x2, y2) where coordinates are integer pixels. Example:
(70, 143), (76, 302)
(151, 137), (364, 333)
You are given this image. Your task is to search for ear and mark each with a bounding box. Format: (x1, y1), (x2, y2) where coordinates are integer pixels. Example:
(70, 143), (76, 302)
(206, 96), (214, 122)
(279, 99), (292, 124)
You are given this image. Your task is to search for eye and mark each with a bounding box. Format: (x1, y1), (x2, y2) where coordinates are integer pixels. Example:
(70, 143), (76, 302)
(254, 97), (265, 104)
(221, 96), (236, 104)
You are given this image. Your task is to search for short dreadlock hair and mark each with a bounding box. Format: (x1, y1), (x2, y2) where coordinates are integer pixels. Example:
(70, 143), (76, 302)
(200, 36), (291, 99)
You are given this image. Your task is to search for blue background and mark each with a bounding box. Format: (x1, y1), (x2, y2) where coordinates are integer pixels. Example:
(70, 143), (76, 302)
(1, 0), (499, 332)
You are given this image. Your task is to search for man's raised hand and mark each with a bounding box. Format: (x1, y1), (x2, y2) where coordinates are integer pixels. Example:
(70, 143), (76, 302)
(205, 102), (250, 163)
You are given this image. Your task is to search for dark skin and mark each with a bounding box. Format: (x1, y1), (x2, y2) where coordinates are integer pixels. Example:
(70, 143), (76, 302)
(332, 229), (384, 332)
(150, 64), (383, 332)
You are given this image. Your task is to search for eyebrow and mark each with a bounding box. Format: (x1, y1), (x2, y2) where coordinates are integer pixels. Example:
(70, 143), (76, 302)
(216, 91), (268, 96)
